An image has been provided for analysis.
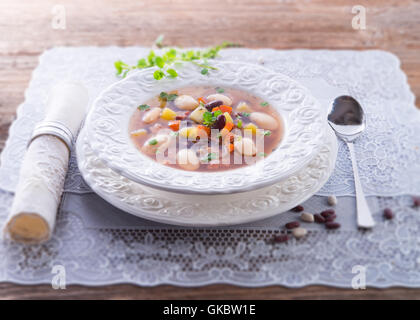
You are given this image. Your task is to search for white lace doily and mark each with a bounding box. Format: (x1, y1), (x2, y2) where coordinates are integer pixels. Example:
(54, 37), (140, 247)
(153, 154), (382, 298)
(1, 190), (420, 287)
(0, 48), (420, 288)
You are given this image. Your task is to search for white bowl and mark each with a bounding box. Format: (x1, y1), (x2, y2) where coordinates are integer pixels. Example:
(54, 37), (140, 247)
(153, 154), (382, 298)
(76, 125), (337, 226)
(85, 61), (326, 194)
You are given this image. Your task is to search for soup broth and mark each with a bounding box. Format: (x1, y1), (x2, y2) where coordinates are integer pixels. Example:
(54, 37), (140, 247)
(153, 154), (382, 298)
(129, 86), (284, 171)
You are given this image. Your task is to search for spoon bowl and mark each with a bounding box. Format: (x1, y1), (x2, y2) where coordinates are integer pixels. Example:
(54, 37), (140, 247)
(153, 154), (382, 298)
(328, 95), (375, 229)
(328, 96), (366, 142)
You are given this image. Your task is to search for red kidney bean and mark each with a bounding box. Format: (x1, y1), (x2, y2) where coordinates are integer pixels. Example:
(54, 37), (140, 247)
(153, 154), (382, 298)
(325, 214), (337, 222)
(285, 221), (300, 229)
(325, 222), (341, 229)
(204, 100), (223, 111)
(292, 205), (304, 212)
(212, 114), (226, 130)
(314, 214), (326, 223)
(383, 208), (393, 220)
(175, 115), (186, 120)
(272, 234), (289, 243)
(413, 197), (420, 208)
(321, 209), (335, 218)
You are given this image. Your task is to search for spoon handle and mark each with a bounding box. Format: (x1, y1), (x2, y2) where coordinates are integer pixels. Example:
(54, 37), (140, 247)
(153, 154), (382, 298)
(347, 142), (375, 228)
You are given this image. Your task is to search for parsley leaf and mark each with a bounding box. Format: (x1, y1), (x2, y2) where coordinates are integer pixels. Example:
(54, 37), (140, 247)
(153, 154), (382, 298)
(166, 68), (178, 77)
(237, 119), (243, 128)
(168, 94), (178, 101)
(260, 101), (269, 107)
(159, 92), (168, 100)
(201, 152), (218, 162)
(148, 50), (156, 64)
(153, 70), (165, 80)
(114, 60), (123, 75)
(213, 110), (222, 117)
(263, 130), (271, 136)
(216, 87), (225, 93)
(149, 139), (158, 145)
(240, 112), (250, 117)
(137, 58), (147, 68)
(138, 104), (150, 111)
(114, 41), (240, 80)
(203, 110), (223, 127)
(155, 56), (165, 68)
(159, 92), (178, 101)
(203, 111), (215, 126)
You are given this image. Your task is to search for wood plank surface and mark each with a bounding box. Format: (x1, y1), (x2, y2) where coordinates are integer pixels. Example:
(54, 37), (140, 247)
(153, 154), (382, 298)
(1, 283), (420, 300)
(0, 0), (419, 299)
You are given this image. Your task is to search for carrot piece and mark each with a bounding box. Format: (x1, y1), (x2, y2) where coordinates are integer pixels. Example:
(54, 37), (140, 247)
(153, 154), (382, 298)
(228, 143), (234, 153)
(220, 105), (232, 114)
(197, 125), (210, 137)
(224, 122), (234, 131)
(198, 97), (206, 104)
(168, 120), (180, 131)
(212, 107), (221, 113)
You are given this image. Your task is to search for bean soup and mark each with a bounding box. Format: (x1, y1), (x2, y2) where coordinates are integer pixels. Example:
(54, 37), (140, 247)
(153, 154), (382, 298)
(129, 86), (284, 171)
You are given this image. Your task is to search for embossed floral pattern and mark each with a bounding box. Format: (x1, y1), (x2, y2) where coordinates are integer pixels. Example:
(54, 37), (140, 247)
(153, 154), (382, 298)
(85, 60), (325, 194)
(75, 127), (337, 225)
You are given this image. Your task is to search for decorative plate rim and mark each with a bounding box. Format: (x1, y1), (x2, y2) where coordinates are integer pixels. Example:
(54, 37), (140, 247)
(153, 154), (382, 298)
(76, 125), (337, 227)
(85, 60), (326, 194)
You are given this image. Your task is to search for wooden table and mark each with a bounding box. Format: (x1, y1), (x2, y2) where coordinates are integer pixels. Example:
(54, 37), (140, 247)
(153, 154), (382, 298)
(1, 0), (419, 299)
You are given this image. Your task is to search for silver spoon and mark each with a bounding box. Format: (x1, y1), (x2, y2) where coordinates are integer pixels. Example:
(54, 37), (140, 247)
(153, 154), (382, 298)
(327, 96), (375, 228)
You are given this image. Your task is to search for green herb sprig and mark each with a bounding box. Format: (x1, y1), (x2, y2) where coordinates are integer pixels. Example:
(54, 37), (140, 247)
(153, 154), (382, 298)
(203, 110), (222, 127)
(201, 152), (218, 163)
(149, 139), (158, 145)
(114, 39), (240, 80)
(159, 92), (178, 101)
(263, 130), (271, 136)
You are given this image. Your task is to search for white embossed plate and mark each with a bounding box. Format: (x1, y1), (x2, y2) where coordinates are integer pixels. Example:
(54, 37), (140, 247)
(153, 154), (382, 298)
(85, 61), (326, 194)
(76, 126), (337, 226)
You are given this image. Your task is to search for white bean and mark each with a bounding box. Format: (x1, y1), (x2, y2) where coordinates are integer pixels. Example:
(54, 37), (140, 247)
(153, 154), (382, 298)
(206, 94), (232, 106)
(234, 137), (256, 156)
(142, 107), (161, 124)
(250, 112), (278, 130)
(327, 195), (337, 206)
(189, 105), (207, 123)
(300, 212), (314, 223)
(177, 149), (200, 171)
(141, 134), (170, 155)
(292, 227), (308, 239)
(174, 95), (199, 110)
